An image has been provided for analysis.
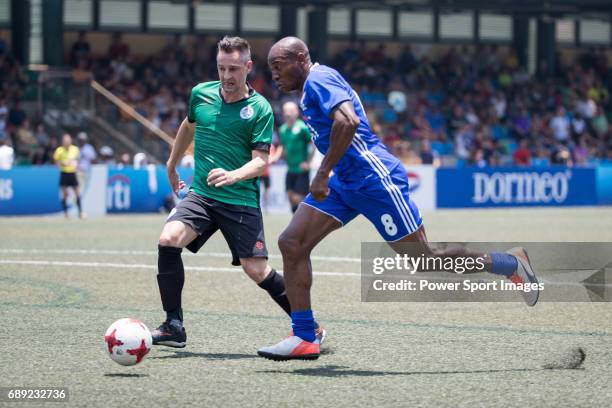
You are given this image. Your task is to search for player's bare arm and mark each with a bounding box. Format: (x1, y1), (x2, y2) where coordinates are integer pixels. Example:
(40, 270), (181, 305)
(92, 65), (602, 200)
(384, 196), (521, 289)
(207, 150), (269, 187)
(311, 101), (360, 201)
(166, 118), (195, 195)
(270, 144), (283, 164)
(300, 141), (316, 171)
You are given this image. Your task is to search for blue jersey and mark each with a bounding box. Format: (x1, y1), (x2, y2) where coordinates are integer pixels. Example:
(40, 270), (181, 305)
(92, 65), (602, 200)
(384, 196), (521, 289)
(300, 63), (401, 188)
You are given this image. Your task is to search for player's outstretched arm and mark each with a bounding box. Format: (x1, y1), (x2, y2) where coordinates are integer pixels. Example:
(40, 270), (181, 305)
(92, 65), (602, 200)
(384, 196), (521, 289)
(207, 150), (269, 188)
(167, 117), (195, 195)
(311, 101), (359, 200)
(167, 118), (195, 168)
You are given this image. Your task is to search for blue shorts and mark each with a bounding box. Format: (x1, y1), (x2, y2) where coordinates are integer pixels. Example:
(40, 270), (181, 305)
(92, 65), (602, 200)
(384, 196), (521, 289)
(302, 167), (423, 241)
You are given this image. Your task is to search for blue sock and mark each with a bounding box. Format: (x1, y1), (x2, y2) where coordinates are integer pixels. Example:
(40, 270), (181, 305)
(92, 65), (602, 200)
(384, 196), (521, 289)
(490, 252), (518, 277)
(291, 310), (316, 342)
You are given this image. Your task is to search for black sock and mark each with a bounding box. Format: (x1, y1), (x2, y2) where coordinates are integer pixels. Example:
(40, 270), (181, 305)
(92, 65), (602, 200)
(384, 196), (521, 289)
(61, 198), (67, 214)
(76, 196), (82, 214)
(258, 269), (291, 316)
(157, 245), (184, 322)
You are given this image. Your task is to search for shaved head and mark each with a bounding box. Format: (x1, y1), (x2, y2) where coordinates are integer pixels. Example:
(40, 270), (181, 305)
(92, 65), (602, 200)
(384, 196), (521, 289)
(268, 36), (313, 92)
(269, 36), (310, 63)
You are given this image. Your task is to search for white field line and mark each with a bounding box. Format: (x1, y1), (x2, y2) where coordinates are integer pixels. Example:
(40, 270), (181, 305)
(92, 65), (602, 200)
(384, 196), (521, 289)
(0, 259), (360, 278)
(0, 258), (610, 289)
(0, 248), (360, 263)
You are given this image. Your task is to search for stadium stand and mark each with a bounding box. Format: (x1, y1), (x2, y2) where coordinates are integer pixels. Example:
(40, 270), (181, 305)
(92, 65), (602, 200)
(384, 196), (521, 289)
(66, 36), (611, 168)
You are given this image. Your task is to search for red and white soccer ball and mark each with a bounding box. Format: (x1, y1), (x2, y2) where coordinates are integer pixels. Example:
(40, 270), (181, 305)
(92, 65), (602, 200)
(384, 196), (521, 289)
(104, 318), (152, 366)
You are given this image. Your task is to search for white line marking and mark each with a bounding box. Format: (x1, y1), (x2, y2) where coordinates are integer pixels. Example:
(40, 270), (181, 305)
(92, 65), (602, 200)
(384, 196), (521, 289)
(0, 248), (361, 263)
(1, 254), (608, 288)
(0, 259), (361, 278)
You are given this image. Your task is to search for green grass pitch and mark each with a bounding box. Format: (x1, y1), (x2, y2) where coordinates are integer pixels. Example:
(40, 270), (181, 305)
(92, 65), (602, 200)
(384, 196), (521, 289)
(1, 207), (612, 407)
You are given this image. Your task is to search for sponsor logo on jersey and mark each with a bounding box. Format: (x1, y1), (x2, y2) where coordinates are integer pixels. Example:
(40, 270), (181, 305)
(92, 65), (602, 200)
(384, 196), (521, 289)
(240, 105), (254, 120)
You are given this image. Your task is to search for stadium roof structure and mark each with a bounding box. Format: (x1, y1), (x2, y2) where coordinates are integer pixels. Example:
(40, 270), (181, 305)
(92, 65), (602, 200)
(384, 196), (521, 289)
(174, 0), (612, 14)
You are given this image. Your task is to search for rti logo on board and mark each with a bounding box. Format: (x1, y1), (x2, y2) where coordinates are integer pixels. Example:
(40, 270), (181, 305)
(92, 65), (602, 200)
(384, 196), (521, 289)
(107, 174), (131, 210)
(0, 179), (13, 200)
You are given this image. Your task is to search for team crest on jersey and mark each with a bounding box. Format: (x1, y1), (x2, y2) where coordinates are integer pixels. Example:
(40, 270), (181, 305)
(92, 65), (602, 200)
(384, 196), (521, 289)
(240, 105), (254, 120)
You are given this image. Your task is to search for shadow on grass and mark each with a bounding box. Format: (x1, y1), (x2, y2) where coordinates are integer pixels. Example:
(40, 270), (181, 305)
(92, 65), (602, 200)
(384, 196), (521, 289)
(104, 373), (149, 378)
(257, 364), (584, 378)
(150, 350), (258, 360)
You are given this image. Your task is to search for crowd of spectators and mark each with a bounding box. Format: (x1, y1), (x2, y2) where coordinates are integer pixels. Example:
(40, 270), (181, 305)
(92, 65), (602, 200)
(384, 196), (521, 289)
(2, 31), (612, 169)
(330, 42), (612, 167)
(75, 32), (611, 168)
(0, 36), (34, 168)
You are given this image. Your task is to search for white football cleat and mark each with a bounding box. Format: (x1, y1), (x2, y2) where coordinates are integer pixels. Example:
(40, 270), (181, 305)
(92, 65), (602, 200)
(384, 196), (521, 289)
(289, 325), (327, 345)
(506, 247), (539, 306)
(257, 335), (320, 361)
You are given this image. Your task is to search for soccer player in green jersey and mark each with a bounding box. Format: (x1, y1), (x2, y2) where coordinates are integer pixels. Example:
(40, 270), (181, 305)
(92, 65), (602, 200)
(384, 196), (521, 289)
(276, 101), (313, 213)
(151, 36), (325, 347)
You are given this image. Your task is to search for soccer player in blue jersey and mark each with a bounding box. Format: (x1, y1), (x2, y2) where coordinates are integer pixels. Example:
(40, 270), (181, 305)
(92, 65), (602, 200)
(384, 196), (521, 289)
(258, 37), (539, 361)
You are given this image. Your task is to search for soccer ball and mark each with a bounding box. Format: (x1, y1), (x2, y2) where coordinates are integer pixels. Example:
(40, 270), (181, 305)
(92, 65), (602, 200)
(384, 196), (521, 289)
(104, 318), (152, 366)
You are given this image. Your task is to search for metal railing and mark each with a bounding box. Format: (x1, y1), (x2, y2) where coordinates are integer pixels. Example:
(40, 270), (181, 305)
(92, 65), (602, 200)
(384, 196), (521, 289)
(35, 69), (175, 162)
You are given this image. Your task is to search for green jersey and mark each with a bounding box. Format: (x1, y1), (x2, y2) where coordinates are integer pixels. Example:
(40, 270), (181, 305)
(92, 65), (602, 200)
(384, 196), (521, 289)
(188, 81), (273, 208)
(279, 119), (311, 174)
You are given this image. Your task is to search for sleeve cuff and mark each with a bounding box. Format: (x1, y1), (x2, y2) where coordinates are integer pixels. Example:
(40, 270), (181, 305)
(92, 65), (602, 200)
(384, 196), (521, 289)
(327, 99), (351, 117)
(252, 142), (271, 153)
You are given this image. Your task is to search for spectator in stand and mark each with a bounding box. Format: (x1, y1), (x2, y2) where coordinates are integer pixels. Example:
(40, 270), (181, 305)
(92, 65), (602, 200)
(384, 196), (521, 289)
(133, 152), (148, 169)
(396, 44), (417, 76)
(0, 137), (14, 169)
(15, 119), (36, 162)
(118, 153), (132, 169)
(550, 106), (570, 142)
(179, 153), (194, 169)
(469, 148), (487, 167)
(397, 140), (421, 165)
(0, 97), (7, 138)
(571, 112), (587, 138)
(512, 107), (531, 139)
(34, 124), (50, 148)
(513, 139), (531, 166)
(70, 31), (91, 67)
(76, 132), (97, 187)
(455, 124), (475, 160)
(573, 134), (591, 165)
(575, 90), (597, 119)
(8, 100), (26, 129)
(591, 106), (609, 137)
(99, 146), (115, 165)
(419, 139), (440, 167)
(551, 142), (573, 166)
(425, 104), (446, 137)
(108, 32), (130, 60)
